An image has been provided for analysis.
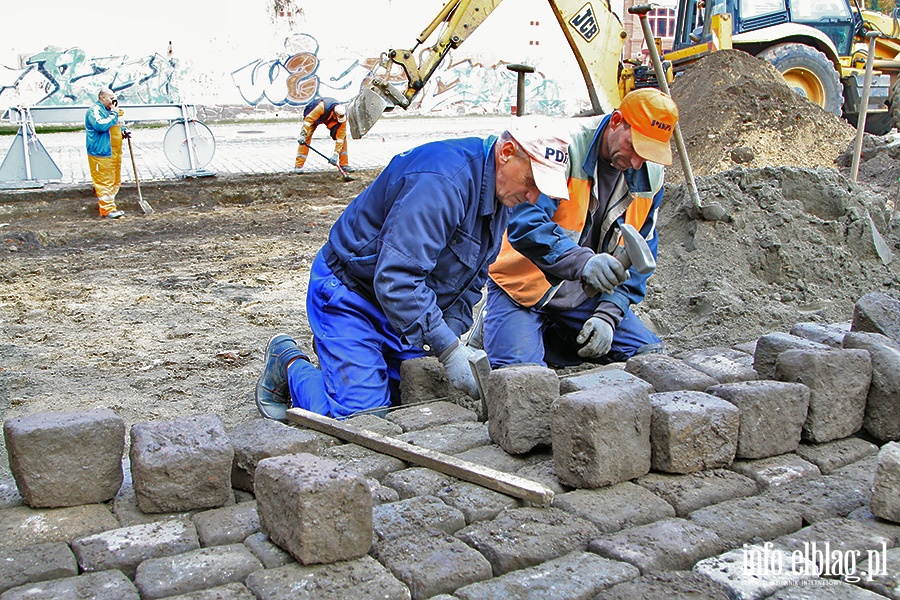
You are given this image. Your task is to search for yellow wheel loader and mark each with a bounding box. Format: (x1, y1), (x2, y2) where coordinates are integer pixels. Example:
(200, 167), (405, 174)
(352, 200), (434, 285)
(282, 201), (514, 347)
(346, 0), (900, 139)
(666, 0), (900, 135)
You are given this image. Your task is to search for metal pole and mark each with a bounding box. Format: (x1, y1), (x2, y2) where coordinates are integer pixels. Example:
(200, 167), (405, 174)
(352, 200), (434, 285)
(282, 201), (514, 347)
(181, 104), (199, 172)
(506, 63), (535, 116)
(850, 32), (879, 183)
(632, 5), (703, 214)
(22, 108), (33, 181)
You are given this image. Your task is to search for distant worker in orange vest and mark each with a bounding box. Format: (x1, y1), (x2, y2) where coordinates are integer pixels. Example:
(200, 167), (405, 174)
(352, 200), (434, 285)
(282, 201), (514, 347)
(294, 97), (354, 173)
(85, 87), (130, 219)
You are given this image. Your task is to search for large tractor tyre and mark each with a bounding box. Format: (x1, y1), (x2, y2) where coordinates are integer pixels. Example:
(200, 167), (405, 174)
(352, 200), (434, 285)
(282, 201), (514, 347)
(889, 77), (900, 132)
(756, 43), (843, 117)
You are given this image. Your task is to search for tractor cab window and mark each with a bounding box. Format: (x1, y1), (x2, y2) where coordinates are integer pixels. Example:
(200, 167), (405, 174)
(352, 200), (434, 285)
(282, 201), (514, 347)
(789, 0), (851, 21)
(740, 0), (787, 20)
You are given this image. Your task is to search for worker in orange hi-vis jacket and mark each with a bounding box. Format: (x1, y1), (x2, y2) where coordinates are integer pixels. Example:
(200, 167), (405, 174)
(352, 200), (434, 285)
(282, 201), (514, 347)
(294, 97), (354, 173)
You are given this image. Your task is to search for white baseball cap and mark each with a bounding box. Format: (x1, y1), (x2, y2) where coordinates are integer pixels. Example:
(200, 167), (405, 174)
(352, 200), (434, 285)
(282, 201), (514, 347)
(333, 104), (347, 122)
(507, 116), (570, 199)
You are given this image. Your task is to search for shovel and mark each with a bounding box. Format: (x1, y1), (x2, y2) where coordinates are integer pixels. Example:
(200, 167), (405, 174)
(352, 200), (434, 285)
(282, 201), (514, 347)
(299, 141), (354, 182)
(125, 136), (154, 215)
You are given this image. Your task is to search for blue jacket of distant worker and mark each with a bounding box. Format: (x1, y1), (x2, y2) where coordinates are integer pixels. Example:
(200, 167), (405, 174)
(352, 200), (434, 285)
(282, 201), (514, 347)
(84, 101), (119, 157)
(321, 135), (509, 357)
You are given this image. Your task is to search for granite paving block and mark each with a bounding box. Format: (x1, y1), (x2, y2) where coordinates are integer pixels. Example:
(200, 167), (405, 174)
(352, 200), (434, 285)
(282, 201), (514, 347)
(687, 495), (804, 549)
(485, 364), (559, 454)
(344, 413), (404, 437)
(111, 477), (196, 527)
(558, 365), (654, 395)
(255, 453), (372, 565)
(693, 544), (819, 600)
(454, 551), (639, 600)
(0, 569), (140, 600)
(789, 321), (851, 348)
(400, 356), (483, 419)
(71, 517), (200, 579)
(852, 546), (900, 599)
(707, 380), (810, 459)
(435, 480), (520, 524)
(134, 544), (263, 599)
(552, 483), (676, 534)
(398, 421), (490, 455)
(321, 443), (406, 480)
(767, 580), (893, 599)
(588, 517), (726, 574)
(624, 353), (719, 392)
(242, 531), (295, 569)
(162, 582), (256, 599)
(773, 518), (896, 575)
(385, 401), (478, 432)
(371, 530), (492, 599)
(595, 570), (730, 599)
(515, 460), (569, 495)
(229, 418), (336, 492)
(367, 477), (401, 505)
(0, 542), (78, 594)
(552, 384), (651, 488)
(635, 469), (758, 516)
(0, 504), (119, 548)
(795, 437), (880, 475)
(0, 478), (23, 509)
(847, 506), (900, 547)
(244, 555), (410, 600)
(453, 444), (546, 474)
(373, 495), (466, 542)
(753, 332), (829, 379)
(192, 501), (260, 546)
(130, 414), (234, 513)
(764, 474), (872, 523)
(649, 391), (740, 473)
(731, 454), (822, 491)
(841, 332), (900, 442)
(679, 346), (758, 383)
(3, 407), (124, 508)
(456, 506), (599, 576)
(381, 467), (454, 500)
(853, 292), (900, 344)
(774, 348), (871, 442)
(871, 442), (900, 523)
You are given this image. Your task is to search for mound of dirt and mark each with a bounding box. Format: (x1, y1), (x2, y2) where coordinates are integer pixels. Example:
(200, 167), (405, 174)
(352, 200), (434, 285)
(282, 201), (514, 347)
(645, 166), (900, 353)
(668, 49), (856, 181)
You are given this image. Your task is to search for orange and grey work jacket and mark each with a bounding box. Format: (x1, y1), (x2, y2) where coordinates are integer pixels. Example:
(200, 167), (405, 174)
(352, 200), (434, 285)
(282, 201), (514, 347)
(489, 114), (665, 324)
(303, 97), (346, 153)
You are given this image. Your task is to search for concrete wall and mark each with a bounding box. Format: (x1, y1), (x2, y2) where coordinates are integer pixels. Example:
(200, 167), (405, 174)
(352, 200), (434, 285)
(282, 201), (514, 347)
(1, 0), (627, 119)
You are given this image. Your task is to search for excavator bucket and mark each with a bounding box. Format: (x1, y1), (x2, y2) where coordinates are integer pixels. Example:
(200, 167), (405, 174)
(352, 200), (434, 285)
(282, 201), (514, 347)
(348, 87), (390, 140)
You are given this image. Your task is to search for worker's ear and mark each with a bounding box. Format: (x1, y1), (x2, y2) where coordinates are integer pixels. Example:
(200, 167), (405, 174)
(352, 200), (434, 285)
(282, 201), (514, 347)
(609, 111), (625, 128)
(498, 139), (519, 163)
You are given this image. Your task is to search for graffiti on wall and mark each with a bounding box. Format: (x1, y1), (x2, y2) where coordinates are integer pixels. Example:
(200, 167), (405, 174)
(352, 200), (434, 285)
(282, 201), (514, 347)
(0, 46), (180, 107)
(232, 32), (565, 115)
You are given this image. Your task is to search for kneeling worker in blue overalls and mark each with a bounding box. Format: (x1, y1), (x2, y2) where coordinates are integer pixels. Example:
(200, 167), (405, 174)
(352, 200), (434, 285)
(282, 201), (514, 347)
(256, 117), (572, 419)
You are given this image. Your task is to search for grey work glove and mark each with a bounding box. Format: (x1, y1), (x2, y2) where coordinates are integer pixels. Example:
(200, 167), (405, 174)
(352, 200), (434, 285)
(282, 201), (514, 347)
(328, 153), (339, 166)
(439, 342), (479, 398)
(298, 125), (311, 143)
(576, 317), (614, 359)
(581, 253), (628, 295)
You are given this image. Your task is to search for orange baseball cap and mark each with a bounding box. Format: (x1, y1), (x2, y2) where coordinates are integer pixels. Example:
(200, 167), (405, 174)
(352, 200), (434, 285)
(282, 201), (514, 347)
(618, 88), (679, 165)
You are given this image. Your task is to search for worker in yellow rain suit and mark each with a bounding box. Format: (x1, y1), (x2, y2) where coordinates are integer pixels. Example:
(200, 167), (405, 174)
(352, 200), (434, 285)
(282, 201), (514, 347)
(85, 87), (129, 218)
(294, 97), (354, 173)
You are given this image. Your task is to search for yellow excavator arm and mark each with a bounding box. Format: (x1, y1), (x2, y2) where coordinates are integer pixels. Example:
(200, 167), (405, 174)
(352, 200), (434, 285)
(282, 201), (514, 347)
(347, 0), (628, 139)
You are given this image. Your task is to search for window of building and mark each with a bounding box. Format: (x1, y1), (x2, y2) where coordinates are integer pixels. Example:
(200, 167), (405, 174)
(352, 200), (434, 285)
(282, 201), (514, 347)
(647, 7), (676, 38)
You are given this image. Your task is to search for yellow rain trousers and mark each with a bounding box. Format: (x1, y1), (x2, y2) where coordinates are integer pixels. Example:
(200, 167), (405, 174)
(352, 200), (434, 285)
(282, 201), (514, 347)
(89, 125), (123, 217)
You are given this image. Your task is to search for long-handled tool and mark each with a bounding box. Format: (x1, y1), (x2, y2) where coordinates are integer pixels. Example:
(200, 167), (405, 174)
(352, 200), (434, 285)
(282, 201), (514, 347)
(299, 141), (354, 182)
(125, 136), (154, 215)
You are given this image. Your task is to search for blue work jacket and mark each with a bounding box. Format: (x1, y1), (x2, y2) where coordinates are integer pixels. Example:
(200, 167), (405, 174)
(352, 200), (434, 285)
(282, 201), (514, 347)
(84, 101), (119, 157)
(322, 136), (508, 357)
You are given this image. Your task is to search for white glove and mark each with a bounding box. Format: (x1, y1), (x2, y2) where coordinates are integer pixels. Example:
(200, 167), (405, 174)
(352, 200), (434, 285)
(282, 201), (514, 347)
(298, 125), (311, 143)
(439, 342), (479, 398)
(329, 153), (339, 166)
(581, 254), (628, 295)
(576, 317), (614, 358)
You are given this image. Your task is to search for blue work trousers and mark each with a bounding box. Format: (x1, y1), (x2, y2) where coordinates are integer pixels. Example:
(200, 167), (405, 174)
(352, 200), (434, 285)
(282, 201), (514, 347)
(483, 279), (660, 368)
(287, 251), (425, 418)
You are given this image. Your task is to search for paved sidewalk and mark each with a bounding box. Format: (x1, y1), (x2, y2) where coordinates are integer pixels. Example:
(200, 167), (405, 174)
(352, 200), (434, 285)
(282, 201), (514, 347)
(1, 115), (513, 189)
